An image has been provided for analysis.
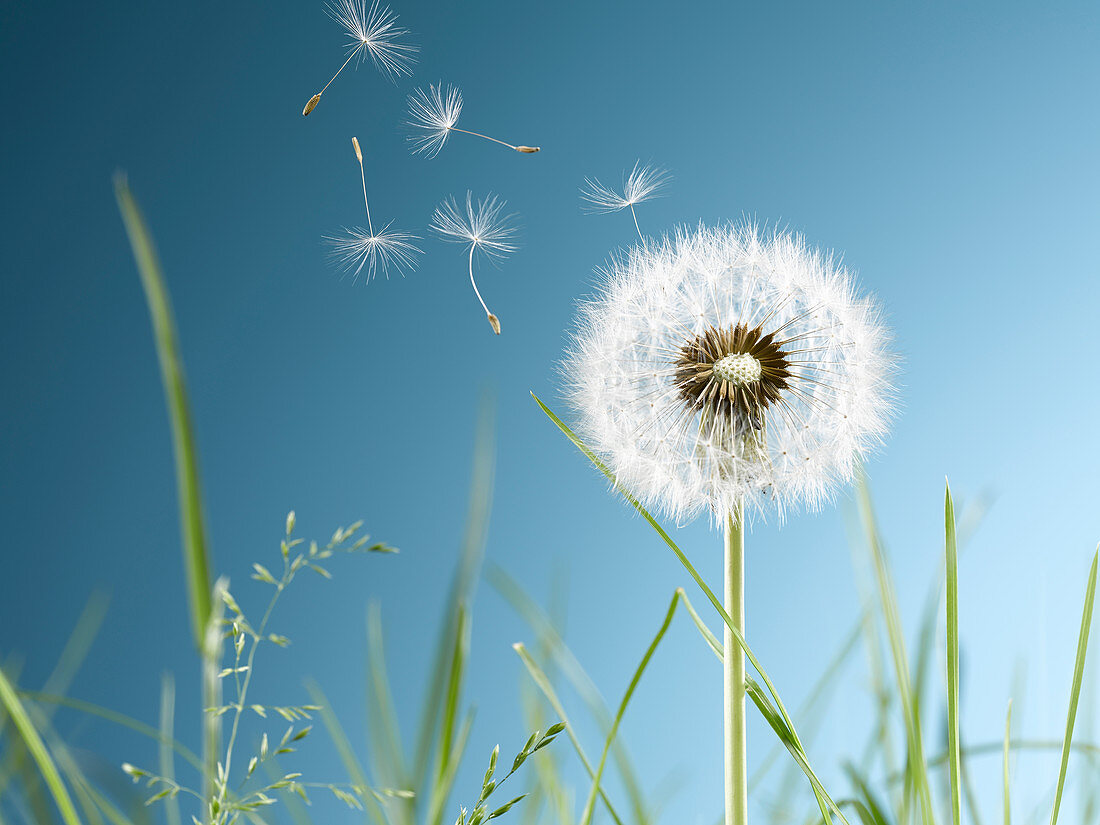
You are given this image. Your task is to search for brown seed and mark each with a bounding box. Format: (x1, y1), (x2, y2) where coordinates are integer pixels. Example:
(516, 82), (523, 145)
(302, 93), (322, 116)
(352, 136), (362, 161)
(487, 313), (502, 335)
(515, 146), (540, 154)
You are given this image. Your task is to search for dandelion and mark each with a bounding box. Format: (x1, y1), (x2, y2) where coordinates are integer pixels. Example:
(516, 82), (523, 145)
(581, 161), (671, 242)
(407, 83), (540, 157)
(325, 136), (422, 282)
(563, 222), (895, 825)
(430, 192), (520, 334)
(302, 0), (417, 116)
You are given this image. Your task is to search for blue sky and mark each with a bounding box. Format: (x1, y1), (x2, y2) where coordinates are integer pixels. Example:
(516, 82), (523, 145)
(2, 1), (1099, 822)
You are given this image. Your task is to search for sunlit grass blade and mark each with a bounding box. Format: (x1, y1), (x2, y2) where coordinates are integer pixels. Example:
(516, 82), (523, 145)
(0, 666), (82, 825)
(413, 398), (494, 793)
(511, 643), (625, 825)
(16, 692), (202, 771)
(490, 565), (649, 825)
(1003, 700), (1012, 825)
(945, 481), (961, 825)
(114, 174), (212, 648)
(578, 592), (679, 825)
(158, 673), (180, 825)
(306, 680), (388, 825)
(1049, 547), (1098, 825)
(365, 601), (409, 795)
(751, 616), (864, 793)
(533, 393), (840, 822)
(742, 678), (847, 824)
(842, 763), (892, 825)
(428, 606), (470, 825)
(855, 473), (934, 825)
(426, 710), (474, 825)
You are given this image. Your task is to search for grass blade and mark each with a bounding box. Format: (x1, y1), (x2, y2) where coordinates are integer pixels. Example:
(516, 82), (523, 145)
(855, 473), (934, 825)
(945, 481), (961, 825)
(365, 601), (409, 795)
(578, 592), (679, 825)
(1003, 700), (1012, 825)
(0, 666), (82, 825)
(533, 393), (840, 823)
(158, 673), (180, 825)
(114, 174), (212, 647)
(511, 643), (625, 825)
(1049, 547), (1098, 825)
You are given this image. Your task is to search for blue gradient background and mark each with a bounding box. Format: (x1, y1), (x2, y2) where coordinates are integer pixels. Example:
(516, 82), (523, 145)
(2, 0), (1099, 821)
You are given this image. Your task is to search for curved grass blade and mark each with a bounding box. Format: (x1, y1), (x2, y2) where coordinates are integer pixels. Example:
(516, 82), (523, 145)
(158, 674), (180, 825)
(533, 393), (840, 824)
(114, 174), (212, 647)
(1049, 548), (1098, 825)
(511, 643), (625, 825)
(0, 666), (82, 825)
(578, 592), (679, 825)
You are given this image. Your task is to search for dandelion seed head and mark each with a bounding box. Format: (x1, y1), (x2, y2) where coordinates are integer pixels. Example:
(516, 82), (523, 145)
(406, 84), (463, 157)
(581, 161), (671, 214)
(430, 192), (519, 262)
(326, 0), (417, 79)
(564, 222), (896, 524)
(325, 224), (423, 282)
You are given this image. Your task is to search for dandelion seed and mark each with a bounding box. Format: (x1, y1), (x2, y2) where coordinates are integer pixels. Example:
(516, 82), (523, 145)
(430, 192), (520, 334)
(565, 222), (895, 523)
(562, 222), (895, 825)
(325, 136), (422, 282)
(581, 161), (670, 242)
(407, 83), (540, 157)
(302, 0), (417, 116)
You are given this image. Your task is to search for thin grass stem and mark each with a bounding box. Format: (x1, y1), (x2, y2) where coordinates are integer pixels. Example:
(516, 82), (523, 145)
(725, 507), (748, 825)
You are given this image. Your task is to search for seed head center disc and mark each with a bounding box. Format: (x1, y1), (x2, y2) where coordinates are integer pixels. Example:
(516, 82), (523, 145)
(713, 352), (762, 386)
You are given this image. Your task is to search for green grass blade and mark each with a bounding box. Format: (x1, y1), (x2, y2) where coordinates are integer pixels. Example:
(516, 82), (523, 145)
(114, 174), (212, 647)
(16, 692), (202, 771)
(534, 393), (839, 819)
(945, 481), (961, 825)
(306, 680), (389, 825)
(1049, 547), (1098, 825)
(158, 673), (180, 825)
(365, 601), (409, 795)
(511, 643), (625, 825)
(578, 592), (679, 825)
(426, 711), (474, 825)
(1003, 700), (1012, 825)
(430, 605), (470, 825)
(0, 666), (82, 825)
(413, 399), (494, 790)
(855, 473), (934, 825)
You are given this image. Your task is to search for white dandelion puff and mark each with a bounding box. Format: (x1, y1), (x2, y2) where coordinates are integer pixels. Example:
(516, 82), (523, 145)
(406, 83), (541, 157)
(563, 220), (895, 825)
(581, 161), (671, 242)
(564, 222), (895, 525)
(430, 192), (520, 334)
(325, 136), (422, 282)
(302, 0), (417, 116)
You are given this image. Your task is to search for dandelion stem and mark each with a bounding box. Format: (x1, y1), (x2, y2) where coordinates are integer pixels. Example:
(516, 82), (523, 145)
(354, 139), (374, 236)
(468, 245), (500, 334)
(321, 45), (362, 97)
(629, 204), (643, 243)
(724, 504), (748, 825)
(448, 127), (517, 152)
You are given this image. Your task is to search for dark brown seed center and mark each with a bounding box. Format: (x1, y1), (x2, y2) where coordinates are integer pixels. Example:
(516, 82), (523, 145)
(673, 322), (793, 431)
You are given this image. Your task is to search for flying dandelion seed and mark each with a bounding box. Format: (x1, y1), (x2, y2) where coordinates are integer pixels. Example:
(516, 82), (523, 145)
(407, 83), (540, 157)
(430, 192), (520, 334)
(325, 136), (422, 282)
(581, 161), (671, 242)
(302, 0), (417, 116)
(563, 222), (895, 825)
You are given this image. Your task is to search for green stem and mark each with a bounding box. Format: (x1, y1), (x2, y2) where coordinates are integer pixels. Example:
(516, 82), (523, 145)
(724, 506), (748, 825)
